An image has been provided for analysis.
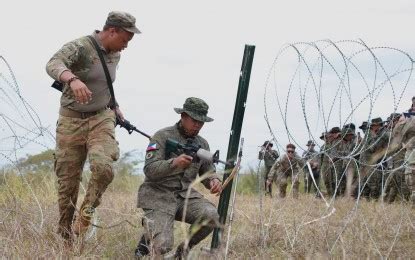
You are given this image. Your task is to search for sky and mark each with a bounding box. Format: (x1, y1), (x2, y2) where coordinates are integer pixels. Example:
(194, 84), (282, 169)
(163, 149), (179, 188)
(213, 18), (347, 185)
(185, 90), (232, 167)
(1, 0), (415, 170)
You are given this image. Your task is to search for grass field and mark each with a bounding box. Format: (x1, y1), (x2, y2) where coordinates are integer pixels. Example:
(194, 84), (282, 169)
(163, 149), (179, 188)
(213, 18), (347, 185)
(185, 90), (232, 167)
(1, 170), (414, 258)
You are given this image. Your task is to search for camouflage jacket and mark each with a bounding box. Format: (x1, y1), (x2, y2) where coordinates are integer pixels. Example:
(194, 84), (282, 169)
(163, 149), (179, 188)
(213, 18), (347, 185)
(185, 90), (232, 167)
(302, 148), (319, 170)
(268, 153), (305, 181)
(259, 149), (279, 168)
(46, 31), (120, 112)
(137, 122), (220, 215)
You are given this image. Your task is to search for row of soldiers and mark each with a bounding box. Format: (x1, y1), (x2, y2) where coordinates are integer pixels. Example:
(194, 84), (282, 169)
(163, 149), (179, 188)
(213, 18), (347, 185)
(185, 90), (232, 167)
(260, 111), (415, 206)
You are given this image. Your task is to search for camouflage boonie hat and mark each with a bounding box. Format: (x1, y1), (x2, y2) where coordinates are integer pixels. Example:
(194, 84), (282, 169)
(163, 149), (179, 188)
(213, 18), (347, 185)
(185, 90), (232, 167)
(342, 127), (355, 136)
(262, 141), (273, 147)
(174, 97), (213, 122)
(343, 123), (356, 132)
(370, 117), (383, 126)
(387, 113), (401, 122)
(306, 140), (315, 146)
(329, 127), (341, 134)
(359, 121), (368, 130)
(106, 11), (141, 34)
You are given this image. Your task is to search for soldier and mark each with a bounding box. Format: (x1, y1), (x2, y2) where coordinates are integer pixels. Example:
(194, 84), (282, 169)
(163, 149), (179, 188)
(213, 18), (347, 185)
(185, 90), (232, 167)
(45, 11), (140, 242)
(365, 114), (415, 207)
(135, 97), (222, 258)
(340, 126), (358, 197)
(266, 144), (305, 199)
(357, 118), (389, 200)
(383, 113), (410, 203)
(302, 140), (320, 193)
(408, 96), (415, 113)
(258, 141), (279, 195)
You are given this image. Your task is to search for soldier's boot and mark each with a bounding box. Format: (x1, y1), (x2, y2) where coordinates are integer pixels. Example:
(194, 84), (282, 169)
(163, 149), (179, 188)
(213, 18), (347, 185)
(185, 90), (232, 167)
(134, 235), (150, 258)
(73, 206), (94, 236)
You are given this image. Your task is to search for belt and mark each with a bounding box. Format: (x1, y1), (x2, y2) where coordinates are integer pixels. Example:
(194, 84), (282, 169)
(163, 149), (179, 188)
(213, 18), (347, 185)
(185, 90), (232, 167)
(59, 106), (109, 119)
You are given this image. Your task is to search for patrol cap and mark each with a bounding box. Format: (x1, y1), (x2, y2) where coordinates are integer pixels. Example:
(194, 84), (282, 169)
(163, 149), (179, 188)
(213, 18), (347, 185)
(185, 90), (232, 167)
(174, 97), (213, 122)
(370, 117), (383, 126)
(306, 140), (315, 146)
(105, 11), (141, 34)
(262, 141), (273, 147)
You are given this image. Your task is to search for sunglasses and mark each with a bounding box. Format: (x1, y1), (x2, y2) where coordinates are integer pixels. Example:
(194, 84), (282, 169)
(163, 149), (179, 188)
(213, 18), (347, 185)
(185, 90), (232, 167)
(287, 150), (295, 154)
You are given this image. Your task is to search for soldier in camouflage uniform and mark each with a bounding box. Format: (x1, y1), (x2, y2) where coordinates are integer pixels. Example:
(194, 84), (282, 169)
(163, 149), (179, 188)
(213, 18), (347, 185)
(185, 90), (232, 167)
(383, 113), (410, 203)
(339, 125), (358, 197)
(356, 118), (389, 200)
(302, 140), (320, 193)
(46, 11), (140, 242)
(258, 141), (279, 195)
(135, 97), (222, 258)
(320, 127), (341, 197)
(266, 144), (305, 199)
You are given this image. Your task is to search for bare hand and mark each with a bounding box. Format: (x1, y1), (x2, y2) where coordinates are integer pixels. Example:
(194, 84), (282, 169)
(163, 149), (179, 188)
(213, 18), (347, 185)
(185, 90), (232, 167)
(70, 79), (92, 104)
(266, 180), (272, 187)
(209, 179), (222, 194)
(172, 154), (193, 169)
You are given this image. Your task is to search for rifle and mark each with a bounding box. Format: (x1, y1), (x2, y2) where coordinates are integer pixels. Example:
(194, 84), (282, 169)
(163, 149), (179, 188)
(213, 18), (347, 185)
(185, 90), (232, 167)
(165, 138), (230, 166)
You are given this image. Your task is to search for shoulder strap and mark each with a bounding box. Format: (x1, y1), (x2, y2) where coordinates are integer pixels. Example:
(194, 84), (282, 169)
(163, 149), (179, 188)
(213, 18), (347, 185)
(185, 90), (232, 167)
(87, 35), (117, 109)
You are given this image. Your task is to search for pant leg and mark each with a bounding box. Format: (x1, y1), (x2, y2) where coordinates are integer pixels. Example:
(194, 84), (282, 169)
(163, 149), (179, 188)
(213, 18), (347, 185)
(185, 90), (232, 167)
(142, 209), (175, 255)
(54, 115), (88, 239)
(291, 172), (300, 199)
(82, 110), (120, 211)
(176, 197), (219, 249)
(277, 173), (288, 198)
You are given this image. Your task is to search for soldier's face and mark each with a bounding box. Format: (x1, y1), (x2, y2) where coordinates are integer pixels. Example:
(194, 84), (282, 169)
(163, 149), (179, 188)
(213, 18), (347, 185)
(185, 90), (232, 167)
(286, 149), (295, 159)
(181, 114), (204, 137)
(108, 28), (134, 52)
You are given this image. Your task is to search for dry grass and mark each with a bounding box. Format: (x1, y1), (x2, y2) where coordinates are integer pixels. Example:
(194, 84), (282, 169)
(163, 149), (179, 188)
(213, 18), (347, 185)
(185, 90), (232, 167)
(0, 171), (414, 258)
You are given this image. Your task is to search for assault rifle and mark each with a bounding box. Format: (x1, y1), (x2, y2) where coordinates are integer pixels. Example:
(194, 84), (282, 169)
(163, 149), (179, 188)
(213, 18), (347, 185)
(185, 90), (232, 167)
(165, 138), (230, 166)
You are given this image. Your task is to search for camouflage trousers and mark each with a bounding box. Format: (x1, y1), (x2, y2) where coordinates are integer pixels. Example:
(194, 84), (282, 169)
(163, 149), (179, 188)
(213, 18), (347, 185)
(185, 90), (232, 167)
(384, 167), (410, 203)
(54, 109), (119, 239)
(321, 161), (334, 197)
(264, 166), (272, 194)
(404, 138), (415, 206)
(276, 171), (300, 198)
(140, 197), (219, 256)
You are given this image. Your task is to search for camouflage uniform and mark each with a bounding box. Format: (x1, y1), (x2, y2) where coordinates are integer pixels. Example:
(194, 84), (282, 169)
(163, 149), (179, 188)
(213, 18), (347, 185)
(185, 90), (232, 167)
(389, 116), (415, 206)
(268, 153), (305, 198)
(259, 143), (279, 194)
(46, 12), (139, 240)
(302, 145), (320, 193)
(136, 97), (220, 256)
(320, 140), (335, 196)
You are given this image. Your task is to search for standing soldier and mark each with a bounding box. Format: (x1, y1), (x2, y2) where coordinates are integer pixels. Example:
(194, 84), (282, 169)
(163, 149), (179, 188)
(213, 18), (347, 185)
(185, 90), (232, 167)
(45, 11), (140, 242)
(358, 118), (389, 200)
(383, 113), (410, 202)
(267, 144), (305, 199)
(258, 141), (279, 196)
(326, 127), (342, 197)
(408, 96), (415, 113)
(340, 125), (358, 197)
(302, 140), (320, 193)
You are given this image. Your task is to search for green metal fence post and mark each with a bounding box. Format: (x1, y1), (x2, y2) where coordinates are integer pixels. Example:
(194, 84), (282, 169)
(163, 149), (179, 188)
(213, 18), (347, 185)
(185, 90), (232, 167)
(211, 44), (255, 249)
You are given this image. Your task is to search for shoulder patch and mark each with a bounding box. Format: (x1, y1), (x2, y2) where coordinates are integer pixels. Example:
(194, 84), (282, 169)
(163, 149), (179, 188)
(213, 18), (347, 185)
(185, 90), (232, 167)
(146, 151), (155, 160)
(146, 143), (158, 152)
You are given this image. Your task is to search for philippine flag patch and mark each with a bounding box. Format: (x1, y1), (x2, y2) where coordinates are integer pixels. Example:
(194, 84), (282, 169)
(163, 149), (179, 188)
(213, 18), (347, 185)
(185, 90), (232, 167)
(146, 143), (158, 152)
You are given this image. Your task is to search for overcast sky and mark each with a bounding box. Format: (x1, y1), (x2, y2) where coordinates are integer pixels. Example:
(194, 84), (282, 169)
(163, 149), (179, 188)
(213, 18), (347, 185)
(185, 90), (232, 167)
(1, 0), (414, 169)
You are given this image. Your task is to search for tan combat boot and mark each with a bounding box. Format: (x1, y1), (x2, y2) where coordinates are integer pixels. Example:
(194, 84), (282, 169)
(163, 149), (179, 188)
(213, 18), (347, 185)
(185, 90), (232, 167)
(72, 206), (94, 236)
